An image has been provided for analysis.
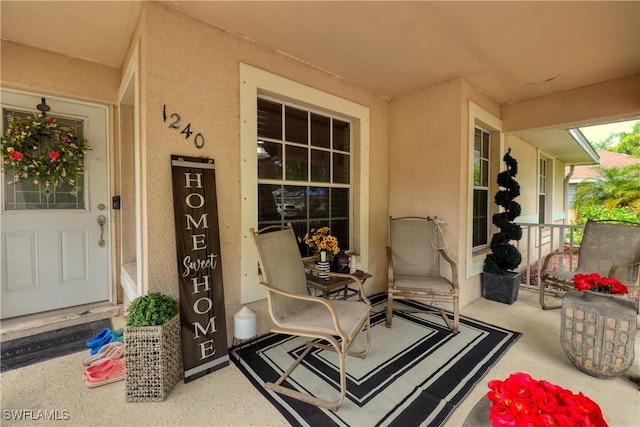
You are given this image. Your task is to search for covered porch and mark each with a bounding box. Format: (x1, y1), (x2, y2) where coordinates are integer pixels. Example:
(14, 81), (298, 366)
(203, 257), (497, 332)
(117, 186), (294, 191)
(1, 1), (639, 424)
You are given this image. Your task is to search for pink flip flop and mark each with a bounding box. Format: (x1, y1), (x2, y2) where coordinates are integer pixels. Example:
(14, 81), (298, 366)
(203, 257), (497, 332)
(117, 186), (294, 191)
(84, 358), (114, 378)
(85, 359), (125, 388)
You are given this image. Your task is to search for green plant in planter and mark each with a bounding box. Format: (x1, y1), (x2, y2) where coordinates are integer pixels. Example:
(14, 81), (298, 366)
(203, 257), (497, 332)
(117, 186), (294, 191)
(125, 292), (178, 327)
(484, 149), (523, 275)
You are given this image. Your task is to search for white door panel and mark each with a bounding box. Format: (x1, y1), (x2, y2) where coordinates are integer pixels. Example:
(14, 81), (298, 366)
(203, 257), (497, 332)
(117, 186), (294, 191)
(3, 231), (38, 291)
(1, 90), (109, 318)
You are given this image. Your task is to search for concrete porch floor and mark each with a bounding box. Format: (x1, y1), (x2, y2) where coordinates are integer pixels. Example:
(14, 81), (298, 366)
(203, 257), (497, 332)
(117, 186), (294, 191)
(1, 289), (638, 426)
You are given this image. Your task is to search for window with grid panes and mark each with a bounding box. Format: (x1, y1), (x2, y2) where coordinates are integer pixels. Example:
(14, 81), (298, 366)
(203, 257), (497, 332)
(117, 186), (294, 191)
(257, 97), (352, 257)
(473, 126), (490, 248)
(538, 158), (547, 224)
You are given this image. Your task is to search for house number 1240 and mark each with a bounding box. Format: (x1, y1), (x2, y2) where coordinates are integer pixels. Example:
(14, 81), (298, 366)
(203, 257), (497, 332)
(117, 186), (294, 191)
(163, 104), (205, 149)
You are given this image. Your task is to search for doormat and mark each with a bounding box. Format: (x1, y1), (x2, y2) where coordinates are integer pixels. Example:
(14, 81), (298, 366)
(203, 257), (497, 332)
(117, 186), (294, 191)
(230, 294), (521, 427)
(1, 319), (112, 372)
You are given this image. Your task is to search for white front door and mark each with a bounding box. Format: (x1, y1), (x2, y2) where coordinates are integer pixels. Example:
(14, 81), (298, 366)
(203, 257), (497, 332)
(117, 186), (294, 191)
(1, 90), (110, 319)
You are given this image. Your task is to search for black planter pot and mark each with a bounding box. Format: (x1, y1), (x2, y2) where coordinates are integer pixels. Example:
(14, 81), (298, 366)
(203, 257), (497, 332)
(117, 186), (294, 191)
(481, 271), (522, 305)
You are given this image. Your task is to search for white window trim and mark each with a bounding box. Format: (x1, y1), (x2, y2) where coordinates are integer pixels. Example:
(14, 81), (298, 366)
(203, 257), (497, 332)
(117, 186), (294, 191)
(538, 153), (562, 246)
(467, 101), (503, 279)
(538, 155), (548, 224)
(117, 41), (143, 302)
(240, 63), (370, 304)
(472, 125), (491, 250)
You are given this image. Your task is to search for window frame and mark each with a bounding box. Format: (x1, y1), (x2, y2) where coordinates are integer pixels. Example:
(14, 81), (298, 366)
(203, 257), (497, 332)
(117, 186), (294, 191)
(240, 63), (370, 304)
(472, 125), (491, 250)
(538, 157), (548, 224)
(256, 95), (354, 257)
(467, 101), (503, 278)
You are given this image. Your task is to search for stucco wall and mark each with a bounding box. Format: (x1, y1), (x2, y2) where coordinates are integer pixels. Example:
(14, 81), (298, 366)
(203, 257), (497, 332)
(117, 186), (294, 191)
(389, 79), (469, 306)
(136, 3), (389, 341)
(389, 78), (463, 227)
(390, 79), (463, 306)
(505, 135), (538, 220)
(1, 40), (120, 104)
(389, 77), (527, 308)
(503, 75), (640, 132)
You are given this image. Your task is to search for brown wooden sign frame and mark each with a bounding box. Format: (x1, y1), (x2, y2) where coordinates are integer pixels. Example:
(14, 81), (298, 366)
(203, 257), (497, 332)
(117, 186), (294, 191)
(171, 155), (228, 383)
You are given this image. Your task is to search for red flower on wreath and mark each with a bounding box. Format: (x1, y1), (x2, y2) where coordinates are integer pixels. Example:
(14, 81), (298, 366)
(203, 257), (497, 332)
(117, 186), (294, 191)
(1, 113), (91, 186)
(573, 273), (628, 295)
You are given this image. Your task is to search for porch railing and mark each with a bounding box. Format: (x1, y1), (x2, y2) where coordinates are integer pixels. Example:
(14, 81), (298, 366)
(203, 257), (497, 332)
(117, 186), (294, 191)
(515, 222), (584, 290)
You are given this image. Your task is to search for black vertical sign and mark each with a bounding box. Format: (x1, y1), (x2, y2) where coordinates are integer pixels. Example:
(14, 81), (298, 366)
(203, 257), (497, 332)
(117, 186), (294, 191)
(171, 155), (228, 383)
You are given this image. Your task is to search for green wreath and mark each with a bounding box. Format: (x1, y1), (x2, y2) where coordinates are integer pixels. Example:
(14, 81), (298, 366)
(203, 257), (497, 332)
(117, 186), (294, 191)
(1, 113), (91, 186)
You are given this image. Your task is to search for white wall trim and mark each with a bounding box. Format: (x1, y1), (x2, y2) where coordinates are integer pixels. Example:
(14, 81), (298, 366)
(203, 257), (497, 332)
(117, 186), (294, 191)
(516, 214), (538, 223)
(117, 42), (142, 299)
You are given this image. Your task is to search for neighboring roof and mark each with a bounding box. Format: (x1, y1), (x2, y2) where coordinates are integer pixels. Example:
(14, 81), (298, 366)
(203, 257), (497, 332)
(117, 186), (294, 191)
(568, 150), (640, 180)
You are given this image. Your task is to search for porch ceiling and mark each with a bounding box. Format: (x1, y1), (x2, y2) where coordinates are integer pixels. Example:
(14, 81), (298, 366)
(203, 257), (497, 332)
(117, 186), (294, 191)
(513, 129), (599, 165)
(1, 1), (638, 163)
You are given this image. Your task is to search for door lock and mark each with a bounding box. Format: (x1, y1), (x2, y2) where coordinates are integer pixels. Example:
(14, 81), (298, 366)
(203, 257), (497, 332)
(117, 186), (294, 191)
(97, 215), (106, 247)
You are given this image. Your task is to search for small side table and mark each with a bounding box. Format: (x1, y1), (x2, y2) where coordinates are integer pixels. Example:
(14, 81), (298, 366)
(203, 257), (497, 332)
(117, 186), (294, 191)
(561, 290), (637, 378)
(462, 397), (491, 427)
(305, 269), (371, 300)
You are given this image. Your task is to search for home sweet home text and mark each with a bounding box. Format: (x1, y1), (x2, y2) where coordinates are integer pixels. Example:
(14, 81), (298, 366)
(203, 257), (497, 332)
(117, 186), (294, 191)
(171, 155), (228, 383)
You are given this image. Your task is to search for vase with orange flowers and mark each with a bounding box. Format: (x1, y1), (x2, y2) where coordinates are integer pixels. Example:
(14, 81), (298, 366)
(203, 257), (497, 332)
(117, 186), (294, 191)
(299, 227), (340, 279)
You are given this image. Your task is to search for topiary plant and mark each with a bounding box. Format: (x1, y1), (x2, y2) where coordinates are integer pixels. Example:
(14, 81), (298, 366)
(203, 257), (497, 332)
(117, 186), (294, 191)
(125, 292), (178, 327)
(483, 148), (523, 275)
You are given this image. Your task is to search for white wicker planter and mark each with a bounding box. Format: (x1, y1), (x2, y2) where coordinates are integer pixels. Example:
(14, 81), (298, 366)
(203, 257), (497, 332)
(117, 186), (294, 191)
(125, 315), (183, 402)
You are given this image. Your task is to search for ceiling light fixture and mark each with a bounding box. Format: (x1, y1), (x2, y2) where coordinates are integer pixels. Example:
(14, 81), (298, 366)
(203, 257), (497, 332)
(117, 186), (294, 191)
(257, 141), (270, 160)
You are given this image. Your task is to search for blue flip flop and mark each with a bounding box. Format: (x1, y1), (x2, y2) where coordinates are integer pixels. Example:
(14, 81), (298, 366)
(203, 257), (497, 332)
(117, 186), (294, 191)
(86, 328), (112, 348)
(89, 332), (124, 355)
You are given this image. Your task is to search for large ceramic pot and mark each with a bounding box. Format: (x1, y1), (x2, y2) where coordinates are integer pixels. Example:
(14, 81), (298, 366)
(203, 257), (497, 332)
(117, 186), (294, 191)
(561, 290), (637, 379)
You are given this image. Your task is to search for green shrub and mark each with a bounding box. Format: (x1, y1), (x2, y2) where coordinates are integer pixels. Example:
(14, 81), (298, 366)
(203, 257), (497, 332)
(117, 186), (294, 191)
(568, 205), (639, 244)
(484, 149), (522, 275)
(125, 292), (178, 327)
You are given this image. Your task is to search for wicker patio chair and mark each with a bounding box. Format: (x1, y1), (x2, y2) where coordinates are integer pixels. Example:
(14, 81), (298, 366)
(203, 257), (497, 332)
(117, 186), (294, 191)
(539, 220), (640, 309)
(386, 216), (460, 334)
(249, 225), (372, 412)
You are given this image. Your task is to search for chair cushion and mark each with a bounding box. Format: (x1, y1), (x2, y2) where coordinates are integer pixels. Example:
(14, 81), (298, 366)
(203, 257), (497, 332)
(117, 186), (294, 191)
(392, 274), (454, 294)
(277, 299), (370, 339)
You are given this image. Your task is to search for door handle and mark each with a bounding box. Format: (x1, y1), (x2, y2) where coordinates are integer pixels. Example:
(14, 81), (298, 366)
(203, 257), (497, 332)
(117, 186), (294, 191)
(97, 215), (106, 247)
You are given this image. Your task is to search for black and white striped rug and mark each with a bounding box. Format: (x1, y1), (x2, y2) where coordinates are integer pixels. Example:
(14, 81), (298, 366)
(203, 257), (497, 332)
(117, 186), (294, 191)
(230, 294), (520, 426)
